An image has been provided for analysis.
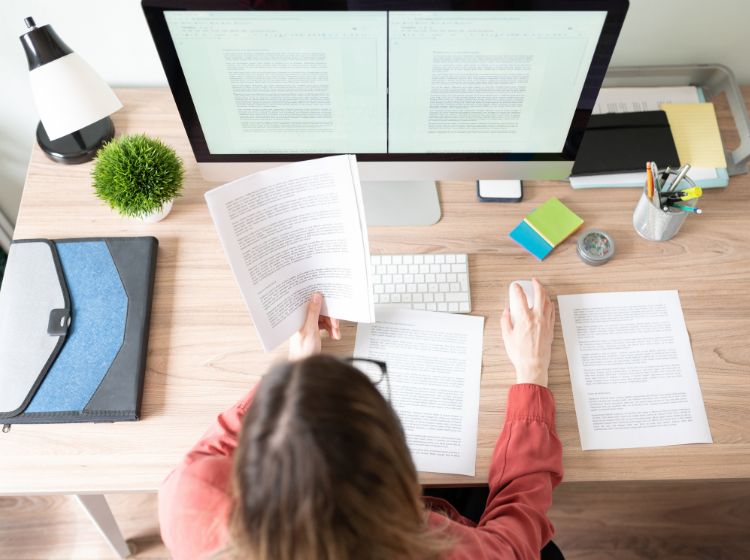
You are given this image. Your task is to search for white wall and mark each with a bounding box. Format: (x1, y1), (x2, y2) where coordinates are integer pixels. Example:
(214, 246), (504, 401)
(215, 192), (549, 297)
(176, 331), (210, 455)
(1, 0), (749, 226)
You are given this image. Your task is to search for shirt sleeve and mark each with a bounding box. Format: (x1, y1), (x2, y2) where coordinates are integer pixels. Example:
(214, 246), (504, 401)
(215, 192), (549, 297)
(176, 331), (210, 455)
(469, 383), (564, 560)
(158, 385), (258, 560)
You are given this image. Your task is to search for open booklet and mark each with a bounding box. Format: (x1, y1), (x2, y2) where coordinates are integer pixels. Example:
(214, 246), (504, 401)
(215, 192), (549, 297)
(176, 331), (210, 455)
(205, 155), (375, 352)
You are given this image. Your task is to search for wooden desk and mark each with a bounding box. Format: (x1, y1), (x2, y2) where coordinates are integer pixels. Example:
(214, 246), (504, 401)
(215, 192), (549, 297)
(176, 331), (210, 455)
(4, 89), (750, 498)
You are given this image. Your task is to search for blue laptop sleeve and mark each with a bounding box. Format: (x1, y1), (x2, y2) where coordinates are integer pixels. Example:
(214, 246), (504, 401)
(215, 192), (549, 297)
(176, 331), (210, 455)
(0, 237), (158, 426)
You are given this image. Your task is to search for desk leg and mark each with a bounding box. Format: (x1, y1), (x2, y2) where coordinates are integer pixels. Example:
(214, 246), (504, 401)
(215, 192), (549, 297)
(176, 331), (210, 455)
(74, 495), (135, 558)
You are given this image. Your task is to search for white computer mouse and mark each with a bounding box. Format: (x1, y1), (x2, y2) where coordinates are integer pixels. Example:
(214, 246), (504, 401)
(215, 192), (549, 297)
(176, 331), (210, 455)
(509, 281), (534, 326)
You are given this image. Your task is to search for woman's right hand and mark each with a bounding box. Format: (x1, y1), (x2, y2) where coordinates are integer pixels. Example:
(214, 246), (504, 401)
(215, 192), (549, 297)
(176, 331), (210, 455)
(500, 278), (555, 388)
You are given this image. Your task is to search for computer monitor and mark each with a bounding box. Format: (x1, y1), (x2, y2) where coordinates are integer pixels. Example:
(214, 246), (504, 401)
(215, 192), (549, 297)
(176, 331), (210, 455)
(143, 0), (628, 224)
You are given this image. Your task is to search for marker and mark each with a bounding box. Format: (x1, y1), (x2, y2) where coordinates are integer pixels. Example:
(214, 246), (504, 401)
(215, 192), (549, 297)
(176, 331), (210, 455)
(661, 187), (702, 201)
(667, 164), (691, 192)
(668, 204), (702, 214)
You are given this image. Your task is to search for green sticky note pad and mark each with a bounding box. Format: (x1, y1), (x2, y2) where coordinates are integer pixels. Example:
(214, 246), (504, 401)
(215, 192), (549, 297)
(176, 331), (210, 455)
(523, 197), (583, 247)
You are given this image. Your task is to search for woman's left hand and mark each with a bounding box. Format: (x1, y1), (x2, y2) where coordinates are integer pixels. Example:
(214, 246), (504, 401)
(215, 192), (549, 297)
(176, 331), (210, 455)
(288, 292), (341, 361)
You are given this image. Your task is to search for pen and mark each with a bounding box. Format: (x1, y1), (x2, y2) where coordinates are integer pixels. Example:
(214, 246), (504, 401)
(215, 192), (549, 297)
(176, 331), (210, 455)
(667, 164), (691, 192)
(664, 204), (702, 214)
(660, 166), (671, 185)
(651, 161), (660, 192)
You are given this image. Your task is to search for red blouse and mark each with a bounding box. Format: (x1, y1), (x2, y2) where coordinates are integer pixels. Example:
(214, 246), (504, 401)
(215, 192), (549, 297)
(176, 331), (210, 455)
(159, 383), (563, 560)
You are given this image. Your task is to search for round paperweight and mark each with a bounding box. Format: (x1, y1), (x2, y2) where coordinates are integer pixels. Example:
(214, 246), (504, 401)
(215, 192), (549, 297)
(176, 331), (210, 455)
(577, 229), (615, 266)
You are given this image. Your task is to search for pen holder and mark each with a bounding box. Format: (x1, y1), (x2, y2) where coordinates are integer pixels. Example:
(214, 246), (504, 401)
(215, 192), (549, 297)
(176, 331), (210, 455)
(633, 176), (698, 242)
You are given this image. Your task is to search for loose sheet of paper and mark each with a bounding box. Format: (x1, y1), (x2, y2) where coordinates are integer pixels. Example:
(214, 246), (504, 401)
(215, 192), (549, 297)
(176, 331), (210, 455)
(354, 308), (484, 476)
(662, 103), (727, 168)
(558, 291), (712, 450)
(592, 86), (700, 114)
(205, 155), (374, 352)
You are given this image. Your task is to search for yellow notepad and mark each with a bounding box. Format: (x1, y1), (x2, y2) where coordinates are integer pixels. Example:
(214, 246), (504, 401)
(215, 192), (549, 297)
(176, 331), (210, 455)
(523, 197), (583, 248)
(662, 103), (726, 168)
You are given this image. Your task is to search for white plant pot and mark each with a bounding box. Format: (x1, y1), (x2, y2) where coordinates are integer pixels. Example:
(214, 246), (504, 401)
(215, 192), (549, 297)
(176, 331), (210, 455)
(138, 199), (173, 223)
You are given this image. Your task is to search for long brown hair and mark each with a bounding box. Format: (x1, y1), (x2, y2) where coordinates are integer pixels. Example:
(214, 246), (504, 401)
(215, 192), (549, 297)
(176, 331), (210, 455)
(224, 355), (451, 560)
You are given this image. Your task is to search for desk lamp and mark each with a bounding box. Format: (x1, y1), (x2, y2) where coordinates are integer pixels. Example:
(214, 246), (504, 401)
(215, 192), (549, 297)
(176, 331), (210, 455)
(19, 17), (122, 164)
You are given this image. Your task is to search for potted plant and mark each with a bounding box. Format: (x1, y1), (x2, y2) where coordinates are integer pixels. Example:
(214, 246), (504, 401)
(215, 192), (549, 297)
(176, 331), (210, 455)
(91, 133), (185, 222)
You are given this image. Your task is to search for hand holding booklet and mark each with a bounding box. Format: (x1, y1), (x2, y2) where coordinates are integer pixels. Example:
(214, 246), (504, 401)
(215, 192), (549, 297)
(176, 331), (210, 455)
(205, 155), (375, 352)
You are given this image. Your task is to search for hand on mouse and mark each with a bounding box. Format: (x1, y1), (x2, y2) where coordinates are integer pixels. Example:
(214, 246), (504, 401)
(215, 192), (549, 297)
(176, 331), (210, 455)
(288, 292), (341, 361)
(500, 278), (555, 387)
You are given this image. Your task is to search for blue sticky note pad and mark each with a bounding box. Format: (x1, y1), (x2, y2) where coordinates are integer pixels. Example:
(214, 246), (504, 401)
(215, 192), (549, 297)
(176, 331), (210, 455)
(510, 221), (553, 260)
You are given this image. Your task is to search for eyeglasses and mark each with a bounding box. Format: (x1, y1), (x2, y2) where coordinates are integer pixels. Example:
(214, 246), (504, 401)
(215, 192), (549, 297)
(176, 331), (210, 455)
(342, 357), (391, 401)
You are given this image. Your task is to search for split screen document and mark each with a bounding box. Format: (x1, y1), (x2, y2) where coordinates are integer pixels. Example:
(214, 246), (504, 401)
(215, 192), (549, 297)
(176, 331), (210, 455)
(166, 10), (606, 154)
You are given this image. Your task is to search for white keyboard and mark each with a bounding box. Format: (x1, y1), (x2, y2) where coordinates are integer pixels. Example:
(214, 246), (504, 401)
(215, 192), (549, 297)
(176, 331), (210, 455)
(370, 253), (471, 313)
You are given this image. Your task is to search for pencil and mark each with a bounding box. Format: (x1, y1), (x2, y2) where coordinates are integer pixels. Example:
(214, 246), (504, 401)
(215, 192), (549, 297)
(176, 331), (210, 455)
(647, 162), (654, 200)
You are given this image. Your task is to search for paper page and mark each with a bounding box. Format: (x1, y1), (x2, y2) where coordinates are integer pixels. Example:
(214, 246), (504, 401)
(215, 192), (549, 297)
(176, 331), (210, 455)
(569, 167), (717, 187)
(662, 103), (727, 168)
(205, 155), (373, 352)
(558, 291), (712, 451)
(353, 308), (484, 476)
(592, 86), (700, 114)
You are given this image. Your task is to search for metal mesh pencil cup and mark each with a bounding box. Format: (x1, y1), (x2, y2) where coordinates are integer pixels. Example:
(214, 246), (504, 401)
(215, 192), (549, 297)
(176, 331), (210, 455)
(633, 175), (697, 242)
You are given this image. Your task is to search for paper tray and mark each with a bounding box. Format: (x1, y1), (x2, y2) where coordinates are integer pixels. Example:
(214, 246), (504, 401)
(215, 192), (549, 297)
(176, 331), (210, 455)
(602, 64), (750, 176)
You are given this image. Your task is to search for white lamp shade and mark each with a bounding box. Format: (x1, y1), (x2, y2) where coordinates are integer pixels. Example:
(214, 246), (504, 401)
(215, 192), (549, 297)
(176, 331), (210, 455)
(29, 52), (122, 141)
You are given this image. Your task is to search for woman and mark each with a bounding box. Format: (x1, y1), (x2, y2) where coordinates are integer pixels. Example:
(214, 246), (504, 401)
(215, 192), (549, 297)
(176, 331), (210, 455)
(159, 279), (562, 560)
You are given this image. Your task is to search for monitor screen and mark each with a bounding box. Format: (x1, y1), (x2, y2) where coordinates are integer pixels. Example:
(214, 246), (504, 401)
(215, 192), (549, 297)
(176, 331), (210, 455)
(164, 10), (605, 156)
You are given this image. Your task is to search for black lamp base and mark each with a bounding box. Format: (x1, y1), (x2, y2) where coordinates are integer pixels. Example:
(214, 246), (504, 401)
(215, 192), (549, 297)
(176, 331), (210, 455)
(37, 117), (115, 165)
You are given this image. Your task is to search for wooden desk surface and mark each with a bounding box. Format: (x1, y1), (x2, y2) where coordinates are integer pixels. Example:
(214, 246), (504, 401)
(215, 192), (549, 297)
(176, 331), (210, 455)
(3, 88), (749, 495)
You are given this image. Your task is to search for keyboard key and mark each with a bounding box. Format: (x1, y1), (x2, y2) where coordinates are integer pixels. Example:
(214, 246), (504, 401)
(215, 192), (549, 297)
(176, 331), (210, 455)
(377, 302), (413, 310)
(380, 294), (390, 303)
(393, 274), (403, 283)
(450, 283), (461, 292)
(426, 273), (436, 283)
(428, 284), (439, 292)
(430, 264), (440, 273)
(408, 265), (418, 274)
(396, 284), (406, 293)
(372, 275), (381, 284)
(425, 255), (435, 264)
(449, 303), (459, 312)
(392, 294), (401, 302)
(398, 265), (408, 274)
(382, 256), (392, 265)
(382, 274), (392, 283)
(402, 294), (412, 302)
(439, 283), (450, 292)
(385, 284), (395, 293)
(376, 265), (386, 274)
(460, 280), (468, 291)
(458, 273), (468, 281)
(371, 255), (381, 265)
(424, 293), (434, 302)
(446, 255), (456, 263)
(459, 302), (471, 312)
(452, 264), (467, 273)
(404, 274), (414, 283)
(373, 294), (379, 303)
(403, 255), (413, 264)
(436, 273), (446, 283)
(441, 264), (451, 273)
(413, 294), (423, 303)
(417, 284), (428, 293)
(447, 273), (457, 282)
(414, 303), (426, 310)
(427, 303), (437, 311)
(414, 255), (424, 264)
(445, 293), (468, 302)
(419, 264), (429, 274)
(435, 293), (445, 302)
(435, 255), (445, 264)
(457, 254), (467, 263)
(393, 255), (402, 265)
(437, 302), (448, 312)
(374, 285), (384, 294)
(387, 265), (397, 274)
(415, 274), (425, 283)
(406, 284), (417, 293)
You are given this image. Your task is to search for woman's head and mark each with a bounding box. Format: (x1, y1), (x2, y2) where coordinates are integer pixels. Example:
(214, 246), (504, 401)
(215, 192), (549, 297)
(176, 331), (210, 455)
(228, 355), (445, 560)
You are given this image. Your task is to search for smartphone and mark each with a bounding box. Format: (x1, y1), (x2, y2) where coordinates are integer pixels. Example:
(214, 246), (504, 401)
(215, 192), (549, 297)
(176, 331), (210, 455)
(477, 180), (523, 203)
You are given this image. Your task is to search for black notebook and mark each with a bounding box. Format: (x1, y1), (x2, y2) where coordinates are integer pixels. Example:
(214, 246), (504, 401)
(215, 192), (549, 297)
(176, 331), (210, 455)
(571, 111), (681, 176)
(0, 237), (158, 426)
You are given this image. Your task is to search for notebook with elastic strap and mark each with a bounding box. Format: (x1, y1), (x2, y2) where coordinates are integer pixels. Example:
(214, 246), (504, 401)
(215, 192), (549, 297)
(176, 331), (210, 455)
(0, 237), (158, 428)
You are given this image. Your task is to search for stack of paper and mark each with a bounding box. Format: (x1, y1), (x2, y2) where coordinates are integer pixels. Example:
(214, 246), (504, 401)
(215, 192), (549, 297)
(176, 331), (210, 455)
(509, 197), (583, 260)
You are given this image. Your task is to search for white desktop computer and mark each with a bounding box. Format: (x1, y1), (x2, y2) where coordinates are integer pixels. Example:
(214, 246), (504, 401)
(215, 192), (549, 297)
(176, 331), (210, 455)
(143, 0), (628, 225)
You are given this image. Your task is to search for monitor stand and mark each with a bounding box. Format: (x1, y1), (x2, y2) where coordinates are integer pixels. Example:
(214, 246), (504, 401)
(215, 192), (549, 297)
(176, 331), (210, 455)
(360, 181), (441, 226)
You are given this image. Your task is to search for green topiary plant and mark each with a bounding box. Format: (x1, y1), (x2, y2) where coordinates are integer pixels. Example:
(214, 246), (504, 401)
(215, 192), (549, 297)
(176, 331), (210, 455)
(91, 133), (185, 219)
